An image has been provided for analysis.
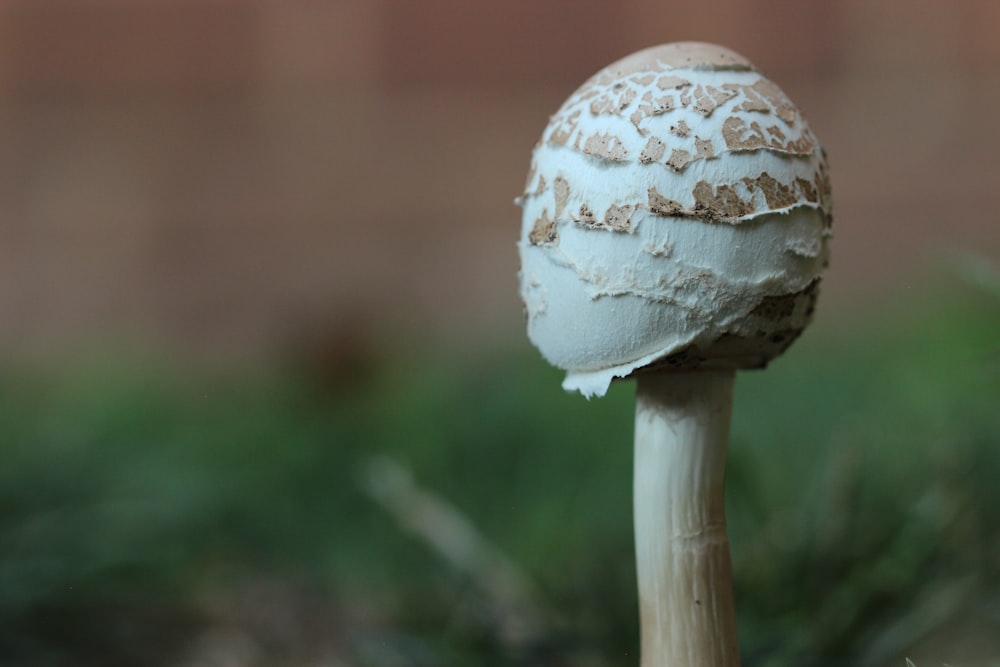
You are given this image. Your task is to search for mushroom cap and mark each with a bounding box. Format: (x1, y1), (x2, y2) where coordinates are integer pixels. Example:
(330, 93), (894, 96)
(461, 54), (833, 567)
(518, 42), (832, 398)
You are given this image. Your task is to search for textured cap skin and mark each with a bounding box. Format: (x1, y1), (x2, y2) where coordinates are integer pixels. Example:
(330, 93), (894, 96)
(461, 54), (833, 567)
(517, 43), (832, 397)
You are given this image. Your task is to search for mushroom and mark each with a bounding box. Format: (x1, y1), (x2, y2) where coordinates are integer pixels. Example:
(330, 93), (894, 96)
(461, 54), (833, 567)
(517, 43), (831, 665)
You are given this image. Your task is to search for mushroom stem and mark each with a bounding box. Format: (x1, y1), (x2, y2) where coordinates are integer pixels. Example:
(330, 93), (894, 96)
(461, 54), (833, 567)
(634, 369), (740, 667)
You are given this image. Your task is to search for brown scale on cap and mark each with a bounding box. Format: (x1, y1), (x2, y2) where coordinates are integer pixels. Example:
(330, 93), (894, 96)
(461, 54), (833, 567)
(552, 176), (570, 219)
(666, 149), (693, 171)
(643, 169), (830, 224)
(722, 117), (816, 155)
(583, 132), (629, 161)
(694, 137), (716, 160)
(640, 136), (667, 164)
(529, 210), (557, 246)
(692, 181), (754, 219)
(748, 173), (799, 209)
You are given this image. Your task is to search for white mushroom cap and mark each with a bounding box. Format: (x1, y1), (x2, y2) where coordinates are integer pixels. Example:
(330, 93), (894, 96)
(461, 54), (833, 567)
(518, 42), (832, 398)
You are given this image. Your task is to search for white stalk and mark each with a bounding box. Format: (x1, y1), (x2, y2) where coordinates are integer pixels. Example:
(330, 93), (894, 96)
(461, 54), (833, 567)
(634, 370), (740, 667)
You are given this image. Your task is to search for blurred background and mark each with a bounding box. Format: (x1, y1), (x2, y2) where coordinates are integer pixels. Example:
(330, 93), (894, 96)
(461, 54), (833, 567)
(1, 1), (999, 666)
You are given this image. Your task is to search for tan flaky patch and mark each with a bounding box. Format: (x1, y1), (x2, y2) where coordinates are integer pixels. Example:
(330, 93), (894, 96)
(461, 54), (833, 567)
(547, 109), (581, 146)
(750, 79), (796, 123)
(629, 110), (650, 136)
(535, 174), (546, 196)
(795, 177), (818, 203)
(647, 93), (676, 114)
(729, 83), (770, 113)
(639, 136), (666, 164)
(589, 95), (615, 116)
(574, 204), (636, 232)
(656, 75), (691, 90)
(529, 210), (557, 245)
(666, 148), (693, 171)
(645, 170), (829, 222)
(692, 84), (738, 116)
(576, 204), (598, 226)
(553, 177), (570, 219)
(744, 172), (798, 209)
(693, 181), (755, 220)
(572, 203), (635, 231)
(722, 117), (816, 155)
(648, 188), (686, 217)
(589, 86), (638, 116)
(694, 137), (716, 160)
(583, 133), (628, 161)
(603, 204), (635, 230)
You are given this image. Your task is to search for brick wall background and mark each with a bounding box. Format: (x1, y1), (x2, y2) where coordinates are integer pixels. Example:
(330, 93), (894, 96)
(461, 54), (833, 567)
(1, 1), (998, 363)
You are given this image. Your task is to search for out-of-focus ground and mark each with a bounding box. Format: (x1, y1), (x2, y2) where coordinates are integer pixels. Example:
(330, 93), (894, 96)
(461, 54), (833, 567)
(0, 0), (998, 363)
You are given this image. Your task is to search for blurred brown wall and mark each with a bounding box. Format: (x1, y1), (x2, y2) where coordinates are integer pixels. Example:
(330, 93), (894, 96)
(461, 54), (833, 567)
(1, 1), (998, 363)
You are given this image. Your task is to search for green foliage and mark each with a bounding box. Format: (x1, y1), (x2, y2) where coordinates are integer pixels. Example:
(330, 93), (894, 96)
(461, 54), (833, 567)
(1, 282), (999, 666)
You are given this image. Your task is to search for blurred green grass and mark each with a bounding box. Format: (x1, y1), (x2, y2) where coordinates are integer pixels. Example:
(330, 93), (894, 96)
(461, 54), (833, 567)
(1, 278), (999, 666)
